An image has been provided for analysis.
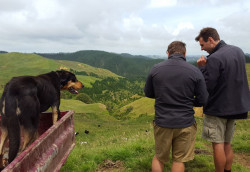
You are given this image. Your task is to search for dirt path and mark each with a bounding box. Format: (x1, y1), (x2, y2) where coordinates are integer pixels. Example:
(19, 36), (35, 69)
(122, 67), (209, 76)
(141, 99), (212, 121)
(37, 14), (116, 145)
(234, 152), (250, 169)
(96, 160), (125, 172)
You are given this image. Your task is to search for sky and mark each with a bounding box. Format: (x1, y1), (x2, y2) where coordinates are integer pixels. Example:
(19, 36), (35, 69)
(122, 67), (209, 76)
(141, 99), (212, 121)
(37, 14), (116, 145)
(0, 0), (250, 56)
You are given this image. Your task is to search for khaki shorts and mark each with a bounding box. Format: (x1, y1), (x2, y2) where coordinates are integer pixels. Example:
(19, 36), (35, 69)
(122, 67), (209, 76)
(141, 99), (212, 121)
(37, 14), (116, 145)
(202, 114), (235, 143)
(153, 122), (197, 163)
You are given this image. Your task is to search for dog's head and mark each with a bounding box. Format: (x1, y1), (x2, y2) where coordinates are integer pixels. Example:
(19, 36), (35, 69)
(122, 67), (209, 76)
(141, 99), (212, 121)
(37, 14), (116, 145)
(56, 70), (84, 94)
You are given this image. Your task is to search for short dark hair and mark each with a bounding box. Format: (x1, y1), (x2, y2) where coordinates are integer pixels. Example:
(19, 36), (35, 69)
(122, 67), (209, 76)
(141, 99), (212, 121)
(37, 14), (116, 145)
(195, 27), (220, 42)
(167, 41), (186, 55)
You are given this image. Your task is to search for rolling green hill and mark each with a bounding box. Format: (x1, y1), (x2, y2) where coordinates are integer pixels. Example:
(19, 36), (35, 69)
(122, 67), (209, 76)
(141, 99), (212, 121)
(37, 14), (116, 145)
(120, 97), (155, 117)
(38, 50), (164, 78)
(56, 60), (119, 78)
(60, 99), (108, 114)
(0, 52), (119, 90)
(0, 52), (59, 84)
(120, 97), (205, 118)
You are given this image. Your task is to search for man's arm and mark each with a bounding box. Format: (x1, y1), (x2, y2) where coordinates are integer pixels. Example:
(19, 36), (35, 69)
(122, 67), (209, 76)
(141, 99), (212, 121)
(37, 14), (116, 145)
(197, 55), (207, 67)
(194, 71), (209, 107)
(197, 56), (221, 95)
(144, 72), (155, 98)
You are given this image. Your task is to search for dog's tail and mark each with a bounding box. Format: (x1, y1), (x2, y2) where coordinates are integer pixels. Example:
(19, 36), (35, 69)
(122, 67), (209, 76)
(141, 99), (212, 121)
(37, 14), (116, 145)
(5, 96), (20, 163)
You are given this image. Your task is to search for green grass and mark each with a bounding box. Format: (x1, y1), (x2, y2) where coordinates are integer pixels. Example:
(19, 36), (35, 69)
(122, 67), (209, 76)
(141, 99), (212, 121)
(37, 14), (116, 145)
(232, 119), (250, 153)
(246, 63), (250, 88)
(61, 114), (250, 172)
(61, 113), (154, 172)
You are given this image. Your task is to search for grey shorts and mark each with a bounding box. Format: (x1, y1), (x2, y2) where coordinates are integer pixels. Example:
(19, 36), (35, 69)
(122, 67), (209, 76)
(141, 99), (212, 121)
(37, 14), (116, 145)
(202, 114), (236, 143)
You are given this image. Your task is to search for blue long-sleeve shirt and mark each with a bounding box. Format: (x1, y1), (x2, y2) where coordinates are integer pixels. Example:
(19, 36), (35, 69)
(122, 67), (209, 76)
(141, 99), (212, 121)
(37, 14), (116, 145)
(144, 54), (208, 128)
(199, 41), (250, 118)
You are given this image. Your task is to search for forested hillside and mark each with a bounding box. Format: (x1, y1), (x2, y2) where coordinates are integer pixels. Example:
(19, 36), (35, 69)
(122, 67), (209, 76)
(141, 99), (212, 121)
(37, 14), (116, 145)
(38, 50), (163, 79)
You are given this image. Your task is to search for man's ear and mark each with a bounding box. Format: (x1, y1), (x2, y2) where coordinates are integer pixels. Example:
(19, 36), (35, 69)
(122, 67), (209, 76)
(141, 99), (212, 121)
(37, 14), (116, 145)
(167, 51), (170, 57)
(208, 37), (215, 43)
(184, 51), (186, 57)
(208, 36), (219, 47)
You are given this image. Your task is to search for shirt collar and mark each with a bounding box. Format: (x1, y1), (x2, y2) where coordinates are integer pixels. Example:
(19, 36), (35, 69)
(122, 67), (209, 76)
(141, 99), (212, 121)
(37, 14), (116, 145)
(168, 53), (186, 61)
(209, 40), (226, 55)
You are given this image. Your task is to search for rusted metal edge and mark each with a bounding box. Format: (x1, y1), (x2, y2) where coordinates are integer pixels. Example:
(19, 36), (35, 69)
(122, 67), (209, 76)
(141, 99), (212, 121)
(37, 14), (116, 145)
(2, 110), (75, 172)
(54, 143), (75, 172)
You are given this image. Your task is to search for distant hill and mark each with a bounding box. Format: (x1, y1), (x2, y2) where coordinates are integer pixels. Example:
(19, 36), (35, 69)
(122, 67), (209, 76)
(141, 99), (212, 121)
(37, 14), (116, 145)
(38, 50), (163, 79)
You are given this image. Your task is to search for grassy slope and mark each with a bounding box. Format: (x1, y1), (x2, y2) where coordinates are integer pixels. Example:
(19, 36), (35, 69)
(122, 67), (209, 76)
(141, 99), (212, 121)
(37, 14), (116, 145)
(120, 97), (155, 117)
(246, 63), (250, 87)
(120, 63), (250, 118)
(60, 99), (108, 114)
(57, 60), (119, 78)
(61, 113), (250, 172)
(61, 64), (250, 171)
(0, 53), (59, 84)
(0, 53), (119, 92)
(120, 97), (204, 117)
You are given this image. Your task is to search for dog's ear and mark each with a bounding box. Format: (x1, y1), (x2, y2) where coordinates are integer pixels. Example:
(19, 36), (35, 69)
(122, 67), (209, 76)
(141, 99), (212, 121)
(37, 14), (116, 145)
(56, 70), (70, 88)
(56, 70), (78, 89)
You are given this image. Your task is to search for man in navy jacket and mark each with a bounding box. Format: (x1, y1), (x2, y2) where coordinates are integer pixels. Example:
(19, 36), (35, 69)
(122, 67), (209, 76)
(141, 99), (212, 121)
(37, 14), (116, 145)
(145, 41), (208, 172)
(196, 27), (250, 172)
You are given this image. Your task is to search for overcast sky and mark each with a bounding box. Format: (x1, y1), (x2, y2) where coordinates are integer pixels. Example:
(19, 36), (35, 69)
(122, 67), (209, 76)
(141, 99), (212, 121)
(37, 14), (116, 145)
(0, 0), (250, 56)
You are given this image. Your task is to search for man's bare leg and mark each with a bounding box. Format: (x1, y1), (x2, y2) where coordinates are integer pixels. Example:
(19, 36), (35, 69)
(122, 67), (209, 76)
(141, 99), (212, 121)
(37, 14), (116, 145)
(212, 143), (226, 172)
(171, 162), (184, 172)
(152, 155), (164, 172)
(224, 142), (233, 171)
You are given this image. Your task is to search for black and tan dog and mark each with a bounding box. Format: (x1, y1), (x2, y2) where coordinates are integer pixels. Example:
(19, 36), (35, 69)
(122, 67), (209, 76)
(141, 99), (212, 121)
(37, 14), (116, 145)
(0, 70), (83, 167)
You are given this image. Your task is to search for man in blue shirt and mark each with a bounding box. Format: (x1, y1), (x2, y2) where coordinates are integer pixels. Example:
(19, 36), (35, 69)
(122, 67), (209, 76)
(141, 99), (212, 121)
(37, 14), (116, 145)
(196, 27), (250, 172)
(145, 41), (208, 172)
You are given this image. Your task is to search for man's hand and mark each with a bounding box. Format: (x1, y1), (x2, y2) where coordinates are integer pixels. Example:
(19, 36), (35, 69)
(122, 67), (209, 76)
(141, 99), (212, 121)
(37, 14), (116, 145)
(197, 55), (207, 67)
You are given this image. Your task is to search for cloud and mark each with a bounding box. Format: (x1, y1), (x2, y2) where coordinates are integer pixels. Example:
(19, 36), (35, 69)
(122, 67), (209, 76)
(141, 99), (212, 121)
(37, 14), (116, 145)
(148, 0), (177, 8)
(172, 22), (194, 36)
(0, 0), (249, 55)
(215, 8), (250, 53)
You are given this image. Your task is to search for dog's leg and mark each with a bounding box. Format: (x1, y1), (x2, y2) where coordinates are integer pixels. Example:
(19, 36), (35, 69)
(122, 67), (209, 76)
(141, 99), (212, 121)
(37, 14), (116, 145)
(19, 96), (40, 153)
(21, 129), (38, 152)
(52, 106), (59, 124)
(0, 127), (8, 169)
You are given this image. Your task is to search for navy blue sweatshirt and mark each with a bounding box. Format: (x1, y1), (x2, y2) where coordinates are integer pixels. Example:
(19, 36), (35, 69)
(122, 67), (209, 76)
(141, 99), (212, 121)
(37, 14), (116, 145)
(200, 41), (250, 118)
(144, 54), (208, 128)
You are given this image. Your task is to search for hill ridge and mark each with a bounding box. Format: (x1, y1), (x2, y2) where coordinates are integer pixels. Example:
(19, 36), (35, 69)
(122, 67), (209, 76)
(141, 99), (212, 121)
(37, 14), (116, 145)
(38, 50), (163, 78)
